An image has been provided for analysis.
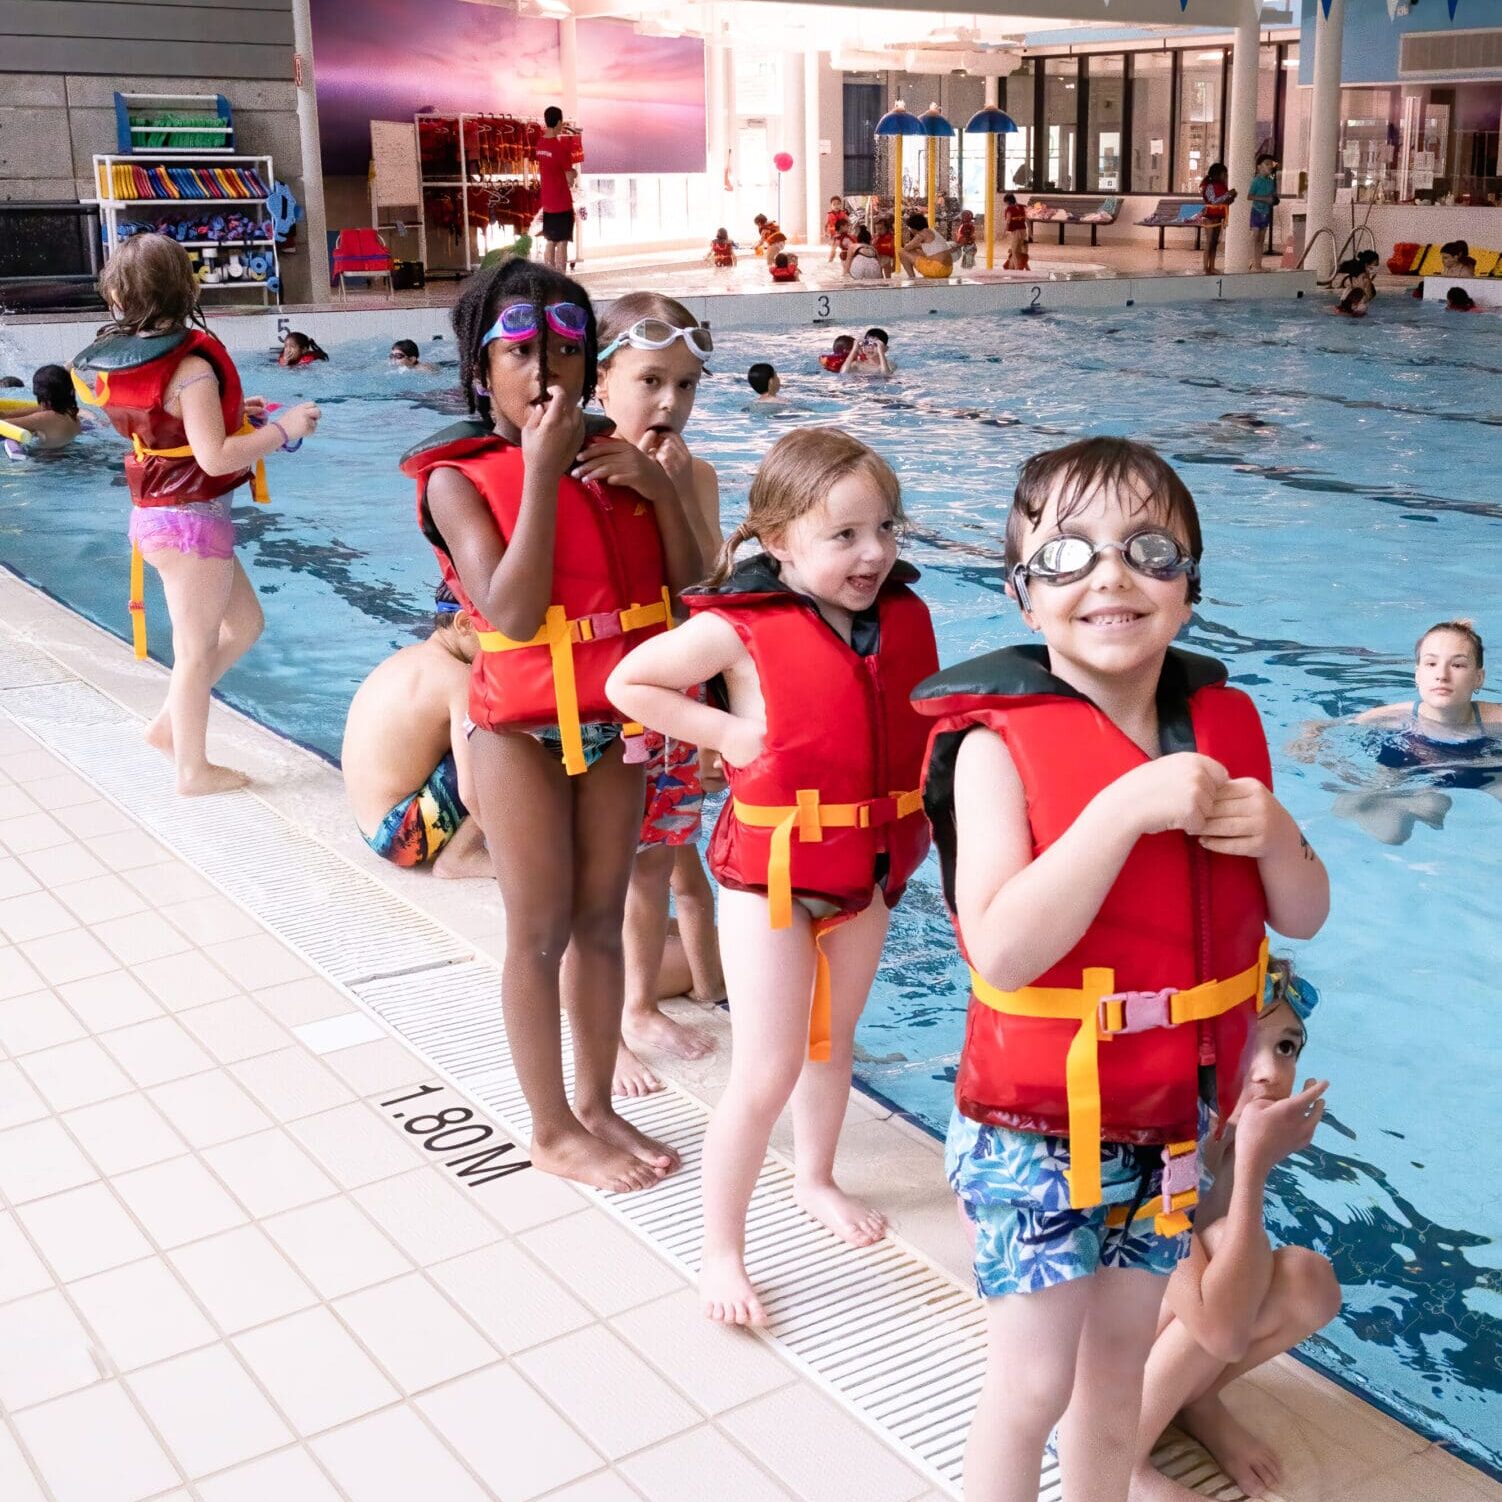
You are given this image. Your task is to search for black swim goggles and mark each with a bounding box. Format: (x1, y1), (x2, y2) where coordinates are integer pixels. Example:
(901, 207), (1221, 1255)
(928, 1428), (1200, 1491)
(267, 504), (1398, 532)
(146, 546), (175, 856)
(1010, 529), (1200, 612)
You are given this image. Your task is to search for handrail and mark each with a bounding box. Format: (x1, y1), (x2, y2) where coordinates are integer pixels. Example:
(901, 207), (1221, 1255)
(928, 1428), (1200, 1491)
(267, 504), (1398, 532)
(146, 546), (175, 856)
(1295, 226), (1340, 285)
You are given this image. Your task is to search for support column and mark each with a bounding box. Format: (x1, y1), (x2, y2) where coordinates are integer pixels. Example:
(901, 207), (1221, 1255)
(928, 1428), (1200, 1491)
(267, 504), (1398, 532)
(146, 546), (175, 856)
(805, 50), (827, 247)
(1305, 0), (1345, 281)
(559, 16), (579, 121)
(290, 0), (330, 301)
(781, 49), (807, 241)
(1225, 0), (1260, 273)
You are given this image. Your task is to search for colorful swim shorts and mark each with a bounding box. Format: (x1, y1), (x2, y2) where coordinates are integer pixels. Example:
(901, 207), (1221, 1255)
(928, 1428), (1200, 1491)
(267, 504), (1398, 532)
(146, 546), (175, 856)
(637, 730), (705, 850)
(129, 497), (236, 562)
(532, 721), (619, 770)
(364, 752), (468, 867)
(945, 1110), (1196, 1298)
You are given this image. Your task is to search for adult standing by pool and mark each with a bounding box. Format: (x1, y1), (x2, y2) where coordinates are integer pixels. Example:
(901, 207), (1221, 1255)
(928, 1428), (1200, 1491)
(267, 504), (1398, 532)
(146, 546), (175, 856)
(534, 106), (577, 273)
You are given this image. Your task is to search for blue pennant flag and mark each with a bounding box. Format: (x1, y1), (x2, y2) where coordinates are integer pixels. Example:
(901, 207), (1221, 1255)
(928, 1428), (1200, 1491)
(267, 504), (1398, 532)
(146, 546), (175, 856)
(1448, 0), (1458, 16)
(1320, 0), (1331, 14)
(1180, 0), (1189, 9)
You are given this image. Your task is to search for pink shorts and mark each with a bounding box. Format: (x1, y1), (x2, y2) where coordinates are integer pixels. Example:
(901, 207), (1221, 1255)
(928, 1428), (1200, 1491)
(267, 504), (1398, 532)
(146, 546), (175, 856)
(129, 499), (236, 561)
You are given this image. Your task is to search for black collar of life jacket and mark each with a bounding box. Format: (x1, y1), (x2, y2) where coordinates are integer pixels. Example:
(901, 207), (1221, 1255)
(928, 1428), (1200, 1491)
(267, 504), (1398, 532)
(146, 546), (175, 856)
(687, 552), (920, 659)
(73, 326), (192, 375)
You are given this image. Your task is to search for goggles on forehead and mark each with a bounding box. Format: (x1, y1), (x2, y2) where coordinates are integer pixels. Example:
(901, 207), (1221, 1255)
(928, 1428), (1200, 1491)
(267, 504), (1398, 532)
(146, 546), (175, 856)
(1265, 971), (1320, 1022)
(598, 317), (714, 365)
(1010, 529), (1200, 612)
(480, 301), (589, 348)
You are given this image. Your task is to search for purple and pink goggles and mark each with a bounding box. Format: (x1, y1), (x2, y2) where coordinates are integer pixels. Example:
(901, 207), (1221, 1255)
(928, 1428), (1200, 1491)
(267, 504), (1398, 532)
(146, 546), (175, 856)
(480, 301), (589, 348)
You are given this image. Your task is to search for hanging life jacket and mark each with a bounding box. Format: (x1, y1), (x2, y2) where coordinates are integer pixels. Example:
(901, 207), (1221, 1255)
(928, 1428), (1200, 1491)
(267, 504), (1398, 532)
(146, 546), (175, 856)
(915, 645), (1271, 1231)
(402, 420), (671, 775)
(685, 555), (938, 1058)
(71, 326), (267, 659)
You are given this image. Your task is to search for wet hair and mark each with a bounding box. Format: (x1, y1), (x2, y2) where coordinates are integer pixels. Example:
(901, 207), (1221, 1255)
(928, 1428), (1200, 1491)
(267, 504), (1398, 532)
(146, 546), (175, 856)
(832, 334), (856, 356)
(31, 364), (78, 420)
(773, 252), (790, 268)
(747, 362), (777, 395)
(282, 331), (328, 362)
(0, 376), (23, 388)
(1416, 618), (1484, 668)
(451, 258), (598, 423)
(432, 579), (463, 632)
(1446, 287), (1475, 312)
(96, 232), (203, 339)
(1441, 239), (1469, 259)
(708, 427), (904, 586)
(906, 213), (929, 233)
(1358, 249), (1379, 267)
(1336, 258), (1364, 284)
(1004, 437), (1204, 602)
(863, 328), (889, 345)
(391, 339), (420, 360)
(597, 290), (702, 350)
(1265, 956), (1308, 1053)
(543, 106), (563, 128)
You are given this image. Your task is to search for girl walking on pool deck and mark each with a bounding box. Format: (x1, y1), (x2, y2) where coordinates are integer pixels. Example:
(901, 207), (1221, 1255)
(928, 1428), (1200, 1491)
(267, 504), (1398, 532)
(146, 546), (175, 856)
(402, 262), (702, 1194)
(70, 233), (320, 796)
(608, 428), (939, 1324)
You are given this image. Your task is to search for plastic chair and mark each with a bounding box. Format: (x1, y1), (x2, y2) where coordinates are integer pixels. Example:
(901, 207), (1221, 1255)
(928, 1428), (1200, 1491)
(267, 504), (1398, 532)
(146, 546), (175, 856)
(331, 228), (393, 299)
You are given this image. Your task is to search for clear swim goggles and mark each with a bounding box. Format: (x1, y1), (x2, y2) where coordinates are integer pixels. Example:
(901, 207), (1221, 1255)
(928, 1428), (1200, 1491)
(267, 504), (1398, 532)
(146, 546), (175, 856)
(1010, 529), (1200, 610)
(481, 301), (589, 347)
(598, 317), (714, 365)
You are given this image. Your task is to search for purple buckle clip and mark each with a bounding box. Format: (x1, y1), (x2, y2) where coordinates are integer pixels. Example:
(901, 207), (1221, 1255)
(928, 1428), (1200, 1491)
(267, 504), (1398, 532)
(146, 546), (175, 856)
(1161, 1143), (1199, 1210)
(583, 611), (623, 641)
(1098, 987), (1177, 1036)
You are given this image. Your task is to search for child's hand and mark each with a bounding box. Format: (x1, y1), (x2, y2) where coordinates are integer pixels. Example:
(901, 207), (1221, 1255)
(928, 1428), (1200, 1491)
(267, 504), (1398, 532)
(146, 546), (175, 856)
(1197, 778), (1296, 858)
(642, 430), (693, 492)
(571, 437), (673, 503)
(1235, 1079), (1328, 1178)
(1109, 753), (1228, 838)
(278, 402), (321, 442)
(522, 383), (584, 479)
(243, 395), (268, 422)
(717, 718), (764, 770)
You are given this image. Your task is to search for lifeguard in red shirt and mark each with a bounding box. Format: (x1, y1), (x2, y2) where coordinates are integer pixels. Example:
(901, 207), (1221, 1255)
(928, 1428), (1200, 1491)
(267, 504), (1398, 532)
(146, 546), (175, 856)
(533, 106), (579, 273)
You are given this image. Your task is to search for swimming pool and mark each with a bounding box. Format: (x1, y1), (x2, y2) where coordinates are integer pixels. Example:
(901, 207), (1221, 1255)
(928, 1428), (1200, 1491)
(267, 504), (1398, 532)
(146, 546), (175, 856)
(3, 299), (1499, 1475)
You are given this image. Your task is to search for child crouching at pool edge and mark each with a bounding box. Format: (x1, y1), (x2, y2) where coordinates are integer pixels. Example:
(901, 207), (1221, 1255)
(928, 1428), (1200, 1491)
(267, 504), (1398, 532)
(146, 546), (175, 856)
(912, 436), (1329, 1502)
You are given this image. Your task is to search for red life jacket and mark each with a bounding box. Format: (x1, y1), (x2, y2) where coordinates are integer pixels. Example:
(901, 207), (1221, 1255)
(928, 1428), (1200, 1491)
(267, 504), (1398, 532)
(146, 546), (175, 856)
(770, 265), (799, 282)
(711, 240), (735, 266)
(71, 327), (251, 506)
(916, 645), (1270, 1213)
(819, 353), (847, 372)
(402, 420), (670, 775)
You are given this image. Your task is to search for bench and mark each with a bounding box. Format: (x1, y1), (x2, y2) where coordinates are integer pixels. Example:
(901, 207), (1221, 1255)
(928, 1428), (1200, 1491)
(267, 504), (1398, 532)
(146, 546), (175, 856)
(1024, 195), (1121, 246)
(1137, 198), (1213, 250)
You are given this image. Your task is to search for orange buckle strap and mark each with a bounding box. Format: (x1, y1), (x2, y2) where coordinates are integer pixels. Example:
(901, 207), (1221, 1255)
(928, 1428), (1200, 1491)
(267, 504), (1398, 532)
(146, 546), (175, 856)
(1103, 1141), (1200, 1238)
(129, 541), (148, 659)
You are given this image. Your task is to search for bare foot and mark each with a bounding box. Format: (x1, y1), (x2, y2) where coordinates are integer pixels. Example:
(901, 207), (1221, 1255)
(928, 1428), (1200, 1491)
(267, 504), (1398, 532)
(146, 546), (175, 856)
(144, 713), (172, 757)
(622, 1003), (715, 1062)
(1128, 1460), (1203, 1502)
(700, 1251), (766, 1326)
(1178, 1394), (1282, 1499)
(531, 1124), (665, 1194)
(176, 763), (249, 796)
(578, 1104), (680, 1176)
(613, 1043), (665, 1099)
(794, 1179), (887, 1246)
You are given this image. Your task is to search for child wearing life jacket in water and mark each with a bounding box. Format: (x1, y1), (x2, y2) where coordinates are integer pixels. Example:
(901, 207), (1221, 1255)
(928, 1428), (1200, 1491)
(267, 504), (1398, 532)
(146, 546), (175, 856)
(70, 232), (320, 795)
(402, 261), (702, 1193)
(593, 291), (727, 1100)
(278, 330), (329, 367)
(707, 228), (737, 268)
(1, 365), (82, 453)
(1133, 955), (1338, 1502)
(913, 437), (1329, 1502)
(609, 427), (939, 1326)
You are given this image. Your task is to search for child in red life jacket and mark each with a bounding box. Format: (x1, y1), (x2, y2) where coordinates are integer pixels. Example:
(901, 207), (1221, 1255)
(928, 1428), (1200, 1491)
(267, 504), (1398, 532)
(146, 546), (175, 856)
(707, 228), (737, 268)
(70, 232), (320, 795)
(593, 293), (727, 1099)
(406, 262), (703, 1195)
(608, 428), (939, 1327)
(277, 330), (329, 367)
(1003, 193), (1029, 270)
(912, 437), (1329, 1502)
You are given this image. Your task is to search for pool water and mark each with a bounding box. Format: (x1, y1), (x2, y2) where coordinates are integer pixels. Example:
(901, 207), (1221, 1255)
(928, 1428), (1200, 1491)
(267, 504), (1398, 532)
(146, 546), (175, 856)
(3, 300), (1500, 1474)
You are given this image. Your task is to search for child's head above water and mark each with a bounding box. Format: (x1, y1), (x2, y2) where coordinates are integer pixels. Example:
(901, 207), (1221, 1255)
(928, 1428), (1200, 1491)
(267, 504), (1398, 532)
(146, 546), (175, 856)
(31, 365), (78, 420)
(279, 331), (328, 365)
(1231, 955), (1317, 1118)
(747, 362), (779, 397)
(1413, 618), (1485, 708)
(595, 290), (712, 443)
(97, 232), (201, 337)
(714, 227), (730, 241)
(1446, 287), (1475, 311)
(831, 334), (856, 358)
(390, 339), (421, 366)
(0, 376), (23, 388)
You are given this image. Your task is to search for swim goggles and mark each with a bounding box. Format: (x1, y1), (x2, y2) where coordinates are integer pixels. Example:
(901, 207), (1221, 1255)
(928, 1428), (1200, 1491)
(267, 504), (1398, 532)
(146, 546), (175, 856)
(1266, 971), (1320, 1022)
(480, 301), (589, 347)
(598, 317), (714, 365)
(1010, 529), (1199, 610)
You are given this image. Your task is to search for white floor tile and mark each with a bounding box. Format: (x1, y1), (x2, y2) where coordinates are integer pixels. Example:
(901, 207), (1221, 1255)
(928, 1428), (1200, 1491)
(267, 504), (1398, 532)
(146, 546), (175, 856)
(16, 1182), (152, 1281)
(354, 1169), (503, 1265)
(418, 1363), (603, 1501)
(521, 1210), (684, 1317)
(93, 911), (194, 968)
(62, 1094), (187, 1176)
(57, 969), (164, 1031)
(231, 1047), (354, 1120)
(622, 1427), (796, 1502)
(288, 1102), (425, 1189)
(0, 1210), (54, 1303)
(99, 1017), (213, 1088)
(114, 1157), (248, 1249)
(156, 894), (263, 946)
(147, 1071), (272, 1149)
(203, 1130), (337, 1217)
(198, 1446), (346, 1502)
(18, 928), (117, 986)
(18, 842), (108, 890)
(334, 1273), (496, 1394)
(52, 872), (150, 924)
(0, 990), (85, 1055)
(263, 1197), (411, 1299)
(0, 1059), (49, 1128)
(439, 1144), (583, 1234)
(540, 1475), (646, 1502)
(0, 784), (37, 817)
(430, 1241), (594, 1355)
(292, 1011), (386, 1054)
(234, 1306), (399, 1435)
(130, 950), (241, 1011)
(68, 1258), (217, 1372)
(0, 946), (46, 1000)
(0, 1117), (98, 1203)
(0, 856), (40, 900)
(18, 1036), (132, 1110)
(13, 1380), (179, 1502)
(85, 830), (173, 872)
(312, 1404), (492, 1502)
(0, 1289), (102, 1409)
(322, 1038), (430, 1096)
(0, 890), (79, 944)
(0, 749), (64, 784)
(168, 1226), (318, 1334)
(123, 862), (215, 905)
(54, 800), (136, 840)
(19, 770), (97, 810)
(128, 1345), (293, 1478)
(206, 934), (311, 991)
(253, 976), (357, 1026)
(178, 995), (290, 1063)
(0, 1419), (48, 1502)
(515, 1326), (699, 1461)
(2, 812), (72, 855)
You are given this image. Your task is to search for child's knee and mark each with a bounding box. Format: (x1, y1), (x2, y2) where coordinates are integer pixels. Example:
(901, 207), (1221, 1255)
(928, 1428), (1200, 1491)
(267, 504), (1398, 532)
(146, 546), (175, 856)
(1276, 1247), (1341, 1333)
(571, 901), (628, 958)
(506, 910), (573, 965)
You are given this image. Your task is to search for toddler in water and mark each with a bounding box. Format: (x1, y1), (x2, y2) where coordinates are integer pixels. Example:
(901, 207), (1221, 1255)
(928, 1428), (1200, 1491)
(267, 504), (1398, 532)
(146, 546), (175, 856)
(610, 427), (939, 1324)
(70, 233), (320, 794)
(913, 437), (1328, 1502)
(708, 228), (737, 268)
(278, 330), (328, 366)
(747, 363), (781, 402)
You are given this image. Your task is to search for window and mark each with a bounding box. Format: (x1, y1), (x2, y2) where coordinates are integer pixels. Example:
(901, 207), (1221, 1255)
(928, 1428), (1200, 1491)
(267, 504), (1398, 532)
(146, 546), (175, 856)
(1282, 45), (1310, 186)
(1043, 57), (1079, 191)
(1339, 82), (1501, 203)
(1086, 55), (1125, 191)
(1177, 49), (1224, 192)
(1257, 44), (1280, 159)
(1131, 53), (1172, 195)
(1003, 62), (1036, 192)
(844, 80), (883, 195)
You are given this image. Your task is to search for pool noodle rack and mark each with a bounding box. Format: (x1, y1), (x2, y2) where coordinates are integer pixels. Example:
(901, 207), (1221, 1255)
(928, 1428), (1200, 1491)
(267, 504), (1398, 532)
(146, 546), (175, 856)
(114, 92), (235, 156)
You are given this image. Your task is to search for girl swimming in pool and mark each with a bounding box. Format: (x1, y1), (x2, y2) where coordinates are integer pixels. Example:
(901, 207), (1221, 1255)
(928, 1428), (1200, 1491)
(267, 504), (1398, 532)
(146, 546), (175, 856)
(278, 331), (329, 367)
(608, 427), (939, 1324)
(1, 366), (82, 452)
(403, 261), (702, 1193)
(70, 232), (320, 795)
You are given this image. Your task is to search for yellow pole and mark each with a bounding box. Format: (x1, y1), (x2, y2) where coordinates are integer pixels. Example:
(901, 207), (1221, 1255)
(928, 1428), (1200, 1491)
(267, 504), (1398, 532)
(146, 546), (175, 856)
(894, 137), (903, 240)
(985, 135), (996, 269)
(926, 140), (936, 229)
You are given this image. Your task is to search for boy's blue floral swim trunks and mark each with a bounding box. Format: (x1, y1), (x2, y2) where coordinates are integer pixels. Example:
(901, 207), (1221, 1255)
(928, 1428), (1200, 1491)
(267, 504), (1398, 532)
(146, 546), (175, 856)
(945, 1109), (1199, 1297)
